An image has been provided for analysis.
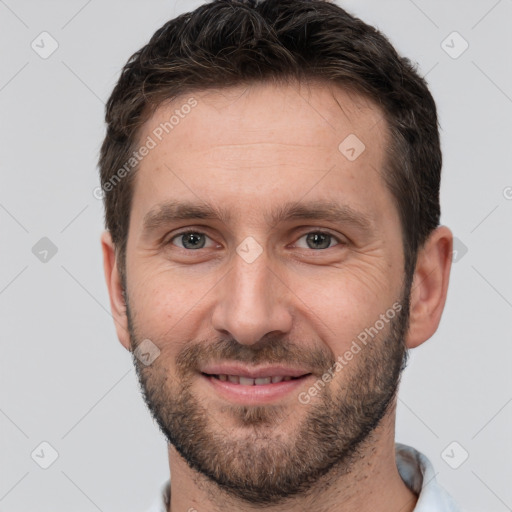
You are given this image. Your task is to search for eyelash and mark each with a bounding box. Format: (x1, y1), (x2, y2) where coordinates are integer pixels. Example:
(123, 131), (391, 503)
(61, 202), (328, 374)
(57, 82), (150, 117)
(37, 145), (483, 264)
(166, 229), (344, 250)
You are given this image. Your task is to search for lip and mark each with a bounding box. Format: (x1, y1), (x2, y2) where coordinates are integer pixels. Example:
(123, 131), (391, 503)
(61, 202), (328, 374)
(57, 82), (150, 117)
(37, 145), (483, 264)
(199, 364), (313, 405)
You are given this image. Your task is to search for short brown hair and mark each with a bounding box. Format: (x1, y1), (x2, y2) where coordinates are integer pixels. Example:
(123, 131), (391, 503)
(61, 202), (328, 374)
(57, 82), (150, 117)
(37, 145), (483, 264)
(99, 0), (441, 284)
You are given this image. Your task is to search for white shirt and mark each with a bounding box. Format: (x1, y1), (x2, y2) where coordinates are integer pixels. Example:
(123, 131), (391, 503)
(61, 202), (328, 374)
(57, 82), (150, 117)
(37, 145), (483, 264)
(144, 443), (462, 511)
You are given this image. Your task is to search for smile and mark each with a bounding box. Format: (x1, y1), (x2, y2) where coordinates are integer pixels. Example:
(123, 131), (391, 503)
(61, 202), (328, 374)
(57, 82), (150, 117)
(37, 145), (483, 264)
(199, 365), (313, 404)
(205, 374), (303, 385)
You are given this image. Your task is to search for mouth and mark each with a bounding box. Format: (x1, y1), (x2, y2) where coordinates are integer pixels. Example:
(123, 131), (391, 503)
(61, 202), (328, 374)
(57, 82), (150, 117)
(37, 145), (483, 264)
(204, 374), (306, 385)
(199, 364), (313, 404)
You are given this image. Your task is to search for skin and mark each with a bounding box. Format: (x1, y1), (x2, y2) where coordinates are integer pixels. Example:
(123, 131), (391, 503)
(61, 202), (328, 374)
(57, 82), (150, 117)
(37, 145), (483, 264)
(102, 81), (453, 512)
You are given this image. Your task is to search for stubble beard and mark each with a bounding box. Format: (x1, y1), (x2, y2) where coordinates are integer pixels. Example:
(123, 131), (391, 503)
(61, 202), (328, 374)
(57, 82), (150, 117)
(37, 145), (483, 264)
(127, 290), (410, 505)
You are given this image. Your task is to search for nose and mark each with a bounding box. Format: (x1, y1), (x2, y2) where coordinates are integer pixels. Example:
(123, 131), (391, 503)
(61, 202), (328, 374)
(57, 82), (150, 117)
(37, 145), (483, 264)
(211, 247), (293, 346)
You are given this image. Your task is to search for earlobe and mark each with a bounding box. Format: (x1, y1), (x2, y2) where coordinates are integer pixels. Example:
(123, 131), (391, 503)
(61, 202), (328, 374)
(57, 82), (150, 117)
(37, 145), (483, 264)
(100, 230), (131, 351)
(405, 225), (453, 349)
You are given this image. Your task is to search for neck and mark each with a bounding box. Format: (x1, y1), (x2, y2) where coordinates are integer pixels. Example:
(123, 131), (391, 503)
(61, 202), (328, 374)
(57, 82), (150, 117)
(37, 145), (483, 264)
(166, 409), (417, 512)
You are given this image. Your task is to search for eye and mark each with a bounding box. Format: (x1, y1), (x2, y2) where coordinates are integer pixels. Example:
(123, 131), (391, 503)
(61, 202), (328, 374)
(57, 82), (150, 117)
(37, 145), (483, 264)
(169, 231), (216, 250)
(294, 231), (342, 250)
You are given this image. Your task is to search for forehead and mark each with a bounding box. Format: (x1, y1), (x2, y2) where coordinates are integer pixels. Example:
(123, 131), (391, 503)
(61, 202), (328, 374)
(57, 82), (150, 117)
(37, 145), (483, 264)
(142, 81), (387, 161)
(129, 80), (393, 229)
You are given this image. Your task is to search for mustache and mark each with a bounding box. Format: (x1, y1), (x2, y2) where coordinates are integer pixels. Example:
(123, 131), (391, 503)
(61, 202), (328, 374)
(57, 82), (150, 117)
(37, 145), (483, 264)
(175, 336), (336, 376)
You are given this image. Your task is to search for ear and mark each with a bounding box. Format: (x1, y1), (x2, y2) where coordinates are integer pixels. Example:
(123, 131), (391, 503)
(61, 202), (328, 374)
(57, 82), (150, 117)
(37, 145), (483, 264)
(405, 225), (453, 349)
(101, 230), (131, 351)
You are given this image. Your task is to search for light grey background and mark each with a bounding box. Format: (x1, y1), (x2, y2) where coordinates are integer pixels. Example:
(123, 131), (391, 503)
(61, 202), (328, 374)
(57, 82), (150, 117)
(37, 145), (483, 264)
(1, 0), (511, 510)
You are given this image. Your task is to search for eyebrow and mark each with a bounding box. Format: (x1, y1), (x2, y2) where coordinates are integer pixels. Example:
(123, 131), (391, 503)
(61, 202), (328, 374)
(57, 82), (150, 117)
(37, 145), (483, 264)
(141, 199), (374, 236)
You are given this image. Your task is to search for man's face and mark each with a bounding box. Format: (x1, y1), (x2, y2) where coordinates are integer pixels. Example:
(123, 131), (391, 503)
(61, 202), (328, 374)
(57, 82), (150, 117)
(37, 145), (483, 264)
(123, 82), (409, 503)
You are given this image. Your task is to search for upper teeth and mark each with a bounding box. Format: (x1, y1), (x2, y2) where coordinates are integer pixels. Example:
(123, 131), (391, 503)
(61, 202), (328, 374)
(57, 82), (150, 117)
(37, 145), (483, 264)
(217, 375), (293, 385)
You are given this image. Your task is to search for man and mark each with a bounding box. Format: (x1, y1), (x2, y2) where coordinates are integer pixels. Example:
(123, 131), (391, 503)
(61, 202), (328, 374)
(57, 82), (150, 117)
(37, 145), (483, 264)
(99, 0), (460, 510)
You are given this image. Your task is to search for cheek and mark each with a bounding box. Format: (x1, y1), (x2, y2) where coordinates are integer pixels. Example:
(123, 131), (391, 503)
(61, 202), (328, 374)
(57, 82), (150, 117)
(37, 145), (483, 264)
(128, 268), (213, 343)
(287, 264), (398, 352)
